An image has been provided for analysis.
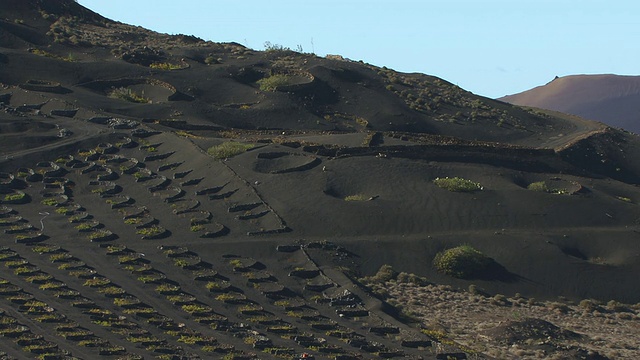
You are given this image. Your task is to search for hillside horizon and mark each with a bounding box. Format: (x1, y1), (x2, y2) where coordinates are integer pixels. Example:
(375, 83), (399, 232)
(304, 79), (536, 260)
(500, 74), (640, 133)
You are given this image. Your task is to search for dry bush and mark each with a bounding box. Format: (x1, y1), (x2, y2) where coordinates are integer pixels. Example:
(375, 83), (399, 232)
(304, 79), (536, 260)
(547, 302), (570, 314)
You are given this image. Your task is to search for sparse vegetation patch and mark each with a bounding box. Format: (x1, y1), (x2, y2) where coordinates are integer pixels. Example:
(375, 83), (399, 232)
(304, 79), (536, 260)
(527, 181), (568, 194)
(433, 177), (483, 192)
(4, 193), (26, 202)
(149, 62), (184, 70)
(207, 142), (254, 159)
(344, 194), (369, 201)
(527, 181), (548, 192)
(108, 87), (150, 103)
(257, 74), (294, 91)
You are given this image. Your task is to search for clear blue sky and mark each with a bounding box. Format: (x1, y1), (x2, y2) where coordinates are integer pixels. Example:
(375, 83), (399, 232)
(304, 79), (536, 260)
(77, 0), (639, 98)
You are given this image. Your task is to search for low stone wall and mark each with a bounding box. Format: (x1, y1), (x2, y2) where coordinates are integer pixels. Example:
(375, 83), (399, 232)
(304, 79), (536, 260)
(19, 80), (70, 94)
(303, 143), (572, 175)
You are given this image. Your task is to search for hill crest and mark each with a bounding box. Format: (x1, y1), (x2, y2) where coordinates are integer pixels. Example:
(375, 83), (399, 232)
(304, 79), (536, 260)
(499, 74), (640, 132)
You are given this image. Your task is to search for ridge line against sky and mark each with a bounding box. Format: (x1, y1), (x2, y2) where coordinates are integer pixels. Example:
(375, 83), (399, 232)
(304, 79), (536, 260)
(78, 0), (639, 99)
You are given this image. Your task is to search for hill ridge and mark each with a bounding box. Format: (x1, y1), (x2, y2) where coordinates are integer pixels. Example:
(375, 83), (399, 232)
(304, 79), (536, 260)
(1, 3), (639, 359)
(500, 74), (640, 133)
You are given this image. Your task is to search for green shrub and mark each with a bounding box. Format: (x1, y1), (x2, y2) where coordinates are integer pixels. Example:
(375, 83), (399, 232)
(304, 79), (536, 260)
(182, 304), (211, 314)
(547, 301), (570, 313)
(113, 298), (141, 308)
(98, 286), (125, 296)
(527, 181), (568, 194)
(138, 274), (163, 283)
(215, 293), (241, 302)
(433, 177), (482, 192)
(204, 56), (218, 65)
(205, 280), (229, 291)
(579, 299), (600, 312)
(5, 259), (29, 268)
(361, 264), (397, 284)
(136, 226), (164, 237)
(87, 230), (111, 240)
(4, 192), (26, 201)
(68, 214), (85, 222)
(83, 277), (110, 287)
(607, 300), (629, 312)
(256, 74), (294, 91)
(190, 225), (205, 232)
(156, 284), (180, 293)
(396, 272), (428, 285)
(149, 62), (183, 70)
(74, 223), (93, 231)
(263, 41), (290, 52)
(491, 294), (508, 306)
(344, 194), (369, 201)
(433, 245), (492, 278)
(527, 181), (548, 192)
(207, 142), (254, 159)
(35, 313), (63, 323)
(108, 87), (150, 103)
(178, 335), (208, 345)
(31, 245), (60, 254)
(118, 254), (140, 264)
(173, 259), (189, 267)
(49, 253), (72, 262)
(124, 218), (141, 225)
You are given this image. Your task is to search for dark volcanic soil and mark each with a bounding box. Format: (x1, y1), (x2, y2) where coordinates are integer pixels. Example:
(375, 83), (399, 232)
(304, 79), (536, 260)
(0, 1), (639, 359)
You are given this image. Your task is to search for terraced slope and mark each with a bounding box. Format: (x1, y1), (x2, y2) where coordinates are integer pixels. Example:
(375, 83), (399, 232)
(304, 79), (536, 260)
(0, 133), (445, 359)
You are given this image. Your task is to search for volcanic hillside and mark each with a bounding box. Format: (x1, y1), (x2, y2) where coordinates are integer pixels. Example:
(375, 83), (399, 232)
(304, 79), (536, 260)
(0, 1), (640, 359)
(500, 74), (640, 133)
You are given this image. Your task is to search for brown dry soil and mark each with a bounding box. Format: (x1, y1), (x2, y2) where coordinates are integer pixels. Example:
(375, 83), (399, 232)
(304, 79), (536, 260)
(0, 1), (639, 359)
(500, 74), (640, 134)
(378, 273), (640, 359)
